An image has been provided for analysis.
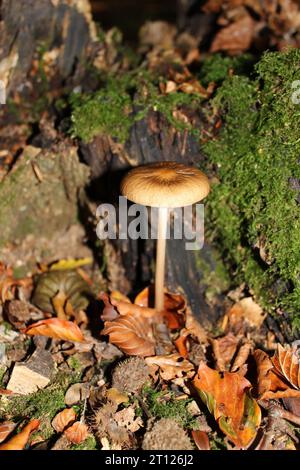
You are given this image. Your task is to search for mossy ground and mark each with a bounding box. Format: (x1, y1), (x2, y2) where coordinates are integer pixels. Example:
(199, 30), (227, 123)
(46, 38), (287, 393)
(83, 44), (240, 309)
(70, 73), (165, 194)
(0, 371), (81, 439)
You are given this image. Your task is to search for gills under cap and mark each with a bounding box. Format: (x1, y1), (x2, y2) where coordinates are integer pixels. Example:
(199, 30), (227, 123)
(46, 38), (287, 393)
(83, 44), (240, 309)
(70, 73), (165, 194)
(121, 161), (210, 208)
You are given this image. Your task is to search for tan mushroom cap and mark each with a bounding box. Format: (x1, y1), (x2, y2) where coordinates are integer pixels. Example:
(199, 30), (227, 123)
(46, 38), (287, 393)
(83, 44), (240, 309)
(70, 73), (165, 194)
(121, 161), (210, 208)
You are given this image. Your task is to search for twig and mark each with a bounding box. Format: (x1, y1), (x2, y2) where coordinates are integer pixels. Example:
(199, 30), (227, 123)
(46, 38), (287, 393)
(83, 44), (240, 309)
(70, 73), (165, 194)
(259, 400), (300, 426)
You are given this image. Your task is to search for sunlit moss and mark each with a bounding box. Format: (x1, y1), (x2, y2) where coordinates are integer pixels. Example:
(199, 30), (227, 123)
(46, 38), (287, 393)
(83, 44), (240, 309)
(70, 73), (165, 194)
(203, 48), (300, 330)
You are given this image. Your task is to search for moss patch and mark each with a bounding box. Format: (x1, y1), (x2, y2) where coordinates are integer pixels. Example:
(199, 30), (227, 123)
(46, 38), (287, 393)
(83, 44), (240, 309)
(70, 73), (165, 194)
(71, 69), (205, 143)
(203, 48), (300, 330)
(142, 386), (199, 430)
(0, 372), (81, 439)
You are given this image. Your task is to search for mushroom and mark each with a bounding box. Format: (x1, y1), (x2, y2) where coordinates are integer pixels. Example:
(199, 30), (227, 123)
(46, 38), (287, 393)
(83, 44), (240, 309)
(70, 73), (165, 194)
(121, 161), (210, 311)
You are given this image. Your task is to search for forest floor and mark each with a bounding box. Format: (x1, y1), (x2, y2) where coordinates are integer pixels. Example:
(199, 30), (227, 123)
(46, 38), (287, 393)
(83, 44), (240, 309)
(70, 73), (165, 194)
(0, 260), (299, 450)
(0, 0), (300, 451)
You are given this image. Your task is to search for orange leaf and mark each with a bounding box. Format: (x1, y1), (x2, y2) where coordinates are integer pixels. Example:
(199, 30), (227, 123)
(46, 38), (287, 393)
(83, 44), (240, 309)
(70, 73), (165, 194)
(22, 318), (84, 342)
(102, 314), (155, 357)
(110, 298), (157, 319)
(52, 408), (77, 433)
(0, 419), (40, 450)
(64, 421), (88, 444)
(174, 333), (189, 358)
(0, 422), (17, 444)
(254, 349), (300, 400)
(193, 362), (261, 448)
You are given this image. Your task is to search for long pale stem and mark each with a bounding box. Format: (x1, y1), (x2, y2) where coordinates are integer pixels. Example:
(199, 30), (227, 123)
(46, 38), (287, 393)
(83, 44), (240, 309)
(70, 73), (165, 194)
(155, 207), (168, 311)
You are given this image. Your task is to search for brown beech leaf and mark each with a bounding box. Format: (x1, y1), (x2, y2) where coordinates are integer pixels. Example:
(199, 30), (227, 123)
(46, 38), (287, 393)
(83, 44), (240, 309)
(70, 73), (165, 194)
(210, 14), (256, 54)
(145, 353), (195, 380)
(211, 333), (239, 371)
(0, 422), (17, 444)
(193, 362), (261, 448)
(272, 344), (300, 389)
(192, 430), (210, 450)
(102, 314), (155, 357)
(0, 419), (40, 450)
(254, 349), (300, 400)
(64, 421), (88, 445)
(52, 408), (77, 433)
(22, 318), (84, 342)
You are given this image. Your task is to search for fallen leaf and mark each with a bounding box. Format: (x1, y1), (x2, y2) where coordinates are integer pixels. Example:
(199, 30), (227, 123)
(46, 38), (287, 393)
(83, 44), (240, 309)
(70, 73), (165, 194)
(145, 353), (195, 381)
(231, 341), (252, 372)
(64, 421), (88, 445)
(114, 406), (143, 433)
(226, 297), (266, 332)
(193, 362), (261, 448)
(211, 333), (239, 371)
(102, 314), (155, 357)
(0, 422), (17, 444)
(49, 258), (92, 271)
(254, 349), (300, 400)
(106, 388), (129, 406)
(22, 318), (84, 342)
(0, 419), (40, 450)
(111, 298), (157, 319)
(191, 430), (210, 450)
(272, 344), (300, 390)
(52, 408), (77, 433)
(210, 14), (256, 55)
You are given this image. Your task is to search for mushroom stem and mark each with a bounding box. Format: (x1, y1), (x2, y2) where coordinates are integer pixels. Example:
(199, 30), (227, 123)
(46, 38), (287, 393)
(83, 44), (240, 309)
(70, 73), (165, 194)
(155, 207), (168, 311)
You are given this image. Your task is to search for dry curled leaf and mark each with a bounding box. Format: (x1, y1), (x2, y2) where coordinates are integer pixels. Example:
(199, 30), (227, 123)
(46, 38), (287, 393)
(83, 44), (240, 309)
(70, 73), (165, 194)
(211, 333), (239, 371)
(254, 349), (300, 400)
(22, 318), (84, 342)
(145, 353), (195, 381)
(0, 419), (40, 450)
(114, 406), (143, 433)
(52, 408), (77, 433)
(194, 362), (261, 448)
(64, 421), (88, 445)
(272, 344), (300, 390)
(0, 422), (17, 444)
(102, 314), (155, 357)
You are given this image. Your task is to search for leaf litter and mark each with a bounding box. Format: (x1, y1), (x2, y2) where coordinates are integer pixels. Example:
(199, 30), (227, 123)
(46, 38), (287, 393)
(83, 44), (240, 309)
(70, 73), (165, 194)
(0, 259), (299, 450)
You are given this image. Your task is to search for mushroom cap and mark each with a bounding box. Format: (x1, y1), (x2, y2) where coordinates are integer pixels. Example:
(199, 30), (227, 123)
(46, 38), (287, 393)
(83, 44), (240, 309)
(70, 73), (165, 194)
(121, 161), (210, 208)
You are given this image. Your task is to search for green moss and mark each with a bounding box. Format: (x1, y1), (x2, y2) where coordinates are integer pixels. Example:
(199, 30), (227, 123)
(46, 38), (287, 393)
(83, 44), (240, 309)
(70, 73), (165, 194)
(71, 69), (204, 143)
(199, 53), (256, 86)
(71, 435), (98, 450)
(0, 372), (80, 439)
(142, 386), (199, 430)
(203, 48), (300, 330)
